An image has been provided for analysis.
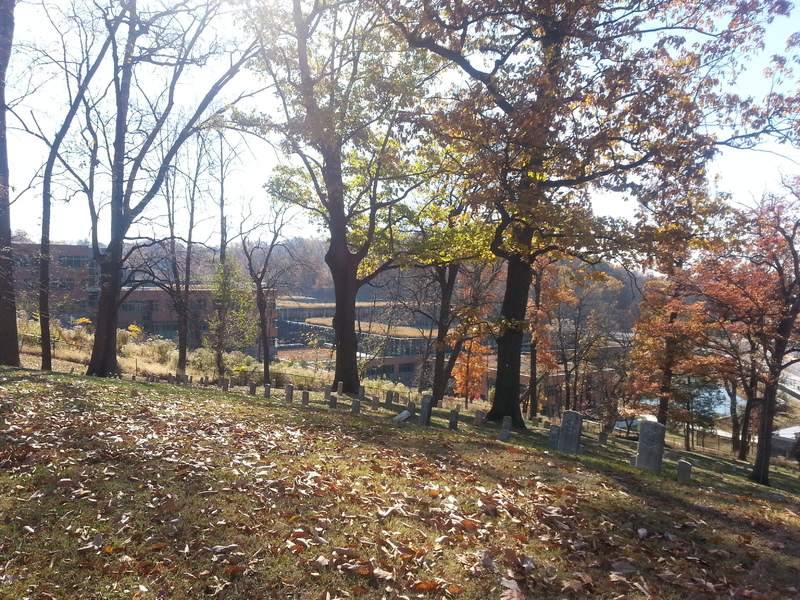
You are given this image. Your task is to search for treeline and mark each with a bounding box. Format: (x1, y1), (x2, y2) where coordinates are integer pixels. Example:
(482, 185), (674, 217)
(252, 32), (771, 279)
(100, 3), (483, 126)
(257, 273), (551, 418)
(0, 0), (798, 485)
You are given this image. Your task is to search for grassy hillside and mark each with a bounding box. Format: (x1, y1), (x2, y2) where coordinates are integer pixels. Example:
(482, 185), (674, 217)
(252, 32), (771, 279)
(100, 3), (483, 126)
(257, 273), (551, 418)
(0, 367), (798, 599)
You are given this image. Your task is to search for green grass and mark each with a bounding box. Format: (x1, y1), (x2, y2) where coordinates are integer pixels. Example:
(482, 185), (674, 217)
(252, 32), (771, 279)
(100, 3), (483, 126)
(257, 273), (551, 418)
(1, 367), (798, 599)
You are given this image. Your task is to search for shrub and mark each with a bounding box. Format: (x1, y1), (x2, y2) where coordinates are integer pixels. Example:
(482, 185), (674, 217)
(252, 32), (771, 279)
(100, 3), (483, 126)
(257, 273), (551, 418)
(117, 329), (131, 353)
(189, 348), (216, 373)
(142, 338), (177, 365)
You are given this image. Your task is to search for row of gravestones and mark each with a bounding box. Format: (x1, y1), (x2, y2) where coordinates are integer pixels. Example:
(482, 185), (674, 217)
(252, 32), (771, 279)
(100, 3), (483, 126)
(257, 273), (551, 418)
(392, 395), (460, 430)
(108, 375), (748, 481)
(540, 412), (731, 482)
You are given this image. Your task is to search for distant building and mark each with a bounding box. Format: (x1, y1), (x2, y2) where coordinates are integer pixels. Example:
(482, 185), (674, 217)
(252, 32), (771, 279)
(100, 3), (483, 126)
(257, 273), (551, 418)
(11, 243), (277, 352)
(13, 243), (99, 321)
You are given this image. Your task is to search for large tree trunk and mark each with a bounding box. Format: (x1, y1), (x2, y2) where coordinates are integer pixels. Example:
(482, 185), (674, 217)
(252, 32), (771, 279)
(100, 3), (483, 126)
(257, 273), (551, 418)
(487, 252), (531, 428)
(322, 140), (361, 393)
(431, 264), (459, 403)
(326, 238), (360, 393)
(86, 254), (122, 376)
(0, 0), (19, 367)
(750, 382), (777, 486)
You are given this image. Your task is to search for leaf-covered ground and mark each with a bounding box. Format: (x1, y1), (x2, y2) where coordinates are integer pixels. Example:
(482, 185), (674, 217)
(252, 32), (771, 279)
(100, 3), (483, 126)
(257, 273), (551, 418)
(1, 368), (798, 600)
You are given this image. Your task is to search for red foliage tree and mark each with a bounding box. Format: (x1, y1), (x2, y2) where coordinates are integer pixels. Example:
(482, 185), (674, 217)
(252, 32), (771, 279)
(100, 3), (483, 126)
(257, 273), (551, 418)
(688, 185), (800, 485)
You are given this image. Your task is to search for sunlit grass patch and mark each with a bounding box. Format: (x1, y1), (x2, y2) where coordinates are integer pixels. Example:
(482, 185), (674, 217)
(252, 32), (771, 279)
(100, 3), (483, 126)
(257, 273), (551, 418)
(1, 367), (798, 599)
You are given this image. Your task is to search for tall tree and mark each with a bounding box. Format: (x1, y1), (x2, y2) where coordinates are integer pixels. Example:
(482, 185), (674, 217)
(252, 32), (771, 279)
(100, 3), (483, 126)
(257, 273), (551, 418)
(386, 0), (789, 427)
(240, 189), (295, 384)
(452, 338), (491, 403)
(246, 0), (436, 393)
(550, 266), (623, 413)
(73, 0), (256, 376)
(690, 186), (800, 486)
(397, 180), (496, 403)
(125, 135), (212, 375)
(628, 277), (718, 424)
(23, 1), (129, 370)
(0, 0), (20, 367)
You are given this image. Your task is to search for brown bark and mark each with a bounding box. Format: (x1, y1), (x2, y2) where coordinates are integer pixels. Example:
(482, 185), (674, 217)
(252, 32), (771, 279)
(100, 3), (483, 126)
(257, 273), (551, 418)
(0, 0), (19, 367)
(87, 247), (123, 375)
(486, 250), (531, 429)
(431, 264), (459, 403)
(325, 234), (361, 393)
(723, 379), (742, 453)
(750, 382), (777, 486)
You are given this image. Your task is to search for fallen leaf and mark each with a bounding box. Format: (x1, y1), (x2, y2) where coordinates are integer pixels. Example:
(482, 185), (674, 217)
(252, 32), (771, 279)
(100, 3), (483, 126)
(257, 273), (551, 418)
(611, 561), (637, 574)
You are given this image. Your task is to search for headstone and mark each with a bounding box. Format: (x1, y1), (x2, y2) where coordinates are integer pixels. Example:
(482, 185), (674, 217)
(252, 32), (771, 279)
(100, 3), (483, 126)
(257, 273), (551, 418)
(543, 420), (551, 429)
(436, 399), (443, 408)
(359, 385), (365, 400)
(407, 401), (416, 419)
(302, 390), (309, 406)
(384, 390), (394, 409)
(337, 381), (344, 395)
(371, 395), (380, 410)
(677, 458), (692, 481)
(132, 375), (136, 381)
(448, 409), (459, 430)
(271, 378), (277, 389)
(418, 396), (433, 427)
(547, 425), (561, 450)
(474, 410), (485, 426)
(598, 431), (608, 445)
(285, 384), (294, 403)
(168, 373), (174, 384)
(188, 375), (193, 384)
(393, 410), (411, 423)
(222, 378), (229, 392)
(249, 382), (257, 396)
(629, 455), (638, 466)
(713, 461), (725, 473)
(264, 383), (271, 399)
(351, 399), (361, 415)
(557, 410), (583, 454)
(502, 416), (513, 430)
(636, 421), (666, 473)
(324, 385), (332, 399)
(328, 393), (338, 409)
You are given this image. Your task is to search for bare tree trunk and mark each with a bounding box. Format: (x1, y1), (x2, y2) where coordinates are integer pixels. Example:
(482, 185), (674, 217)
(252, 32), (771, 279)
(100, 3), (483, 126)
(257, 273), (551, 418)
(174, 196), (195, 376)
(738, 398), (756, 461)
(724, 379), (742, 453)
(431, 264), (459, 403)
(326, 237), (360, 393)
(0, 0), (19, 367)
(256, 286), (271, 383)
(215, 197), (227, 379)
(87, 250), (122, 376)
(486, 251), (531, 428)
(750, 382), (777, 486)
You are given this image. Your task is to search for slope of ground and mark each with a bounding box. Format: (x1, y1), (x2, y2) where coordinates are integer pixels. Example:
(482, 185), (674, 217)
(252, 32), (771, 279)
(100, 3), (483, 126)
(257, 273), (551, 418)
(1, 367), (799, 599)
